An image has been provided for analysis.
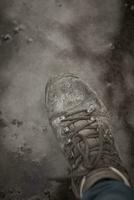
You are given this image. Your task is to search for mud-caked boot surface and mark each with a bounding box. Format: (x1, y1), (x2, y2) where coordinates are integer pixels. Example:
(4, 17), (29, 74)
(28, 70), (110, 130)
(45, 73), (130, 199)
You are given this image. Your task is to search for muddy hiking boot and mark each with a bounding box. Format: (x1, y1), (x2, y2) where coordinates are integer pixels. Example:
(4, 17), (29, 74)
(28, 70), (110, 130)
(45, 73), (130, 199)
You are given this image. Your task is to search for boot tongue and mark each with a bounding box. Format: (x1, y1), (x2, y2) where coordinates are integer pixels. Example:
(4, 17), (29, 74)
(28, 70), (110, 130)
(47, 77), (92, 117)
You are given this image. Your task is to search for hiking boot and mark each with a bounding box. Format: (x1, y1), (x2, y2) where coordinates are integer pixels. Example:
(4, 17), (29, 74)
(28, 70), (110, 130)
(45, 73), (130, 199)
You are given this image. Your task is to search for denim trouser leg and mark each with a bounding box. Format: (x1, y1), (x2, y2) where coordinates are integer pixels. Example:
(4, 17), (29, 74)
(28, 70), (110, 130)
(83, 180), (134, 200)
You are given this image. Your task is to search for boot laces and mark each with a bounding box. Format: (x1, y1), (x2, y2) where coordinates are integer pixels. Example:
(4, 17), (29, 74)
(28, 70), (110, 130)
(60, 105), (109, 177)
(53, 106), (119, 198)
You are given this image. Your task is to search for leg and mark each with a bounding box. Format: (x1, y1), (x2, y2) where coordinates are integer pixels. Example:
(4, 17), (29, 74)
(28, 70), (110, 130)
(83, 180), (134, 200)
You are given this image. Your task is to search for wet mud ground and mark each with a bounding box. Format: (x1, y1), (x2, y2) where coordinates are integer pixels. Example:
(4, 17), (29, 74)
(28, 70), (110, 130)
(0, 0), (134, 199)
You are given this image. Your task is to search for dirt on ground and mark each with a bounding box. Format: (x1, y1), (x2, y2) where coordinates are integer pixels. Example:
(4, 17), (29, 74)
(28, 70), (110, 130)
(0, 0), (134, 199)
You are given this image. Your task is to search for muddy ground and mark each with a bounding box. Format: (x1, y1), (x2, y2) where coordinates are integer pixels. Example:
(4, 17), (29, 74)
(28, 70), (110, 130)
(0, 0), (134, 199)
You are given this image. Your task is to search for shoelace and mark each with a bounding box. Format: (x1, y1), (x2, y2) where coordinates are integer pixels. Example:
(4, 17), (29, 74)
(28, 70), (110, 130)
(60, 108), (105, 177)
(59, 107), (106, 198)
(49, 108), (125, 198)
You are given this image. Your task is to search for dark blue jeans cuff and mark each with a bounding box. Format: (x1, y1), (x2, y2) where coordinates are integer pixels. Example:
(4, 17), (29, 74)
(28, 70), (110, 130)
(83, 179), (134, 200)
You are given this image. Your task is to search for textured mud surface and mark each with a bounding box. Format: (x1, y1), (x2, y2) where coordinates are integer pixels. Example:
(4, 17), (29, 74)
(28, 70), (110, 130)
(0, 0), (134, 199)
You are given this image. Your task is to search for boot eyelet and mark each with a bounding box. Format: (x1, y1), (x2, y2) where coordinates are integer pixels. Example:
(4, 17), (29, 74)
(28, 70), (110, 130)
(61, 127), (70, 136)
(65, 138), (72, 146)
(59, 115), (65, 121)
(87, 109), (91, 113)
(109, 134), (112, 138)
(87, 105), (95, 113)
(67, 138), (72, 144)
(64, 127), (70, 133)
(90, 117), (95, 121)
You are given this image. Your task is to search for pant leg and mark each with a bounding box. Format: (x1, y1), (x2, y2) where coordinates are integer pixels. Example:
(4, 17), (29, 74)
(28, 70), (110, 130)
(83, 180), (134, 200)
